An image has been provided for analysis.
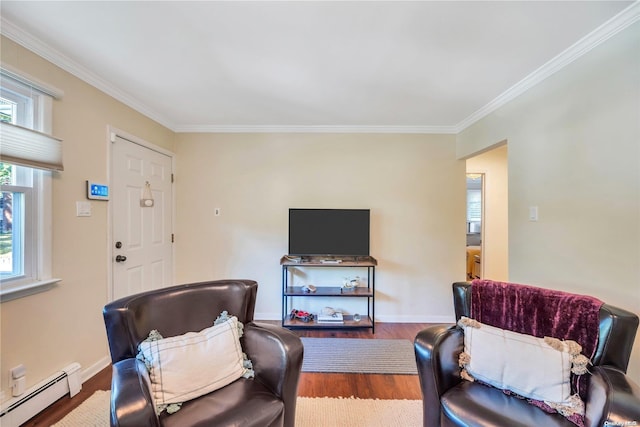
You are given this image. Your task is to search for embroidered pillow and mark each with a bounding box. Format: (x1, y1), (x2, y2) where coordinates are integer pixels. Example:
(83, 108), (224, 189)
(137, 314), (254, 414)
(458, 317), (589, 425)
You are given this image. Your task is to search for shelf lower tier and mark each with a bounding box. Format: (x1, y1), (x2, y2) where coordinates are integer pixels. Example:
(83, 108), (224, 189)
(284, 286), (373, 297)
(283, 314), (373, 329)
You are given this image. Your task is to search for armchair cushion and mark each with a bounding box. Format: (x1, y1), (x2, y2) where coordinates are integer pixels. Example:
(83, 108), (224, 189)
(137, 315), (252, 413)
(441, 381), (577, 427)
(458, 317), (588, 423)
(159, 378), (285, 427)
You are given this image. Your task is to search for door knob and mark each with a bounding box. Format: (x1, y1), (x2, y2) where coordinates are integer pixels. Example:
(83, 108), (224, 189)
(115, 255), (127, 263)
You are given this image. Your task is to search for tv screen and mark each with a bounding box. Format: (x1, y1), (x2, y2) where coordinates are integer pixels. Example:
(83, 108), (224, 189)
(288, 209), (370, 256)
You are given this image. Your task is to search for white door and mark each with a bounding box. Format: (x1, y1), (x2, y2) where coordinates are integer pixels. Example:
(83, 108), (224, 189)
(111, 134), (173, 300)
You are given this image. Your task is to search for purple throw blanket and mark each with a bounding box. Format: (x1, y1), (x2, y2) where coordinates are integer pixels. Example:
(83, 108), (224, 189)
(470, 279), (603, 423)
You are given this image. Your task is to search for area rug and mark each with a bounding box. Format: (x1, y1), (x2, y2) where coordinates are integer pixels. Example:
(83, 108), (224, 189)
(301, 337), (418, 374)
(296, 397), (422, 426)
(52, 390), (110, 426)
(52, 391), (422, 427)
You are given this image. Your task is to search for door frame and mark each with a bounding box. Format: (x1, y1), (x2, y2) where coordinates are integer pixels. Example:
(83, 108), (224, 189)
(106, 125), (176, 302)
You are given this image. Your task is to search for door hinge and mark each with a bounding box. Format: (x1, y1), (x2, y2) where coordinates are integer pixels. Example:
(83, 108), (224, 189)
(171, 233), (175, 243)
(171, 173), (174, 183)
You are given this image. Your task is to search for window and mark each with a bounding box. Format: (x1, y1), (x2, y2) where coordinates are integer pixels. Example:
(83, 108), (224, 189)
(0, 69), (61, 301)
(467, 189), (482, 222)
(1, 164), (34, 282)
(466, 173), (483, 235)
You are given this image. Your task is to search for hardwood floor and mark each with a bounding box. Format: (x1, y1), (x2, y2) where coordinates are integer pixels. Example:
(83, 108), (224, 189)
(22, 322), (429, 426)
(295, 322), (426, 400)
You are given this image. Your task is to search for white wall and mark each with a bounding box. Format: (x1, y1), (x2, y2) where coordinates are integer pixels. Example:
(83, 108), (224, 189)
(457, 23), (640, 382)
(174, 133), (466, 322)
(466, 144), (508, 281)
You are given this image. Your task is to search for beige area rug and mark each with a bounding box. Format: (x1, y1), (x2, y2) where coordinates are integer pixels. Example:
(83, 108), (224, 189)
(296, 397), (422, 427)
(52, 390), (110, 427)
(52, 391), (422, 427)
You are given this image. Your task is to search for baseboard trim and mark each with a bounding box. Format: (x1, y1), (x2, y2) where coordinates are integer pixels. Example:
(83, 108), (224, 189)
(81, 356), (110, 384)
(374, 314), (455, 324)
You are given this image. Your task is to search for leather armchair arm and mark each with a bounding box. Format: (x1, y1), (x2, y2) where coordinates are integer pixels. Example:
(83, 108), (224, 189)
(585, 365), (640, 427)
(110, 358), (160, 427)
(414, 324), (464, 427)
(243, 322), (304, 427)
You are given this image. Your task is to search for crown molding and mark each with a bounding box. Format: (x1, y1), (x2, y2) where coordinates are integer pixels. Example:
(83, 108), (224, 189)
(0, 17), (177, 131)
(455, 1), (640, 133)
(2, 1), (638, 135)
(172, 124), (458, 134)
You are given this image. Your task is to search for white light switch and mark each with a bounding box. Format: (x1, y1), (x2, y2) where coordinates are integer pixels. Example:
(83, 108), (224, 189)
(76, 201), (92, 217)
(529, 206), (538, 221)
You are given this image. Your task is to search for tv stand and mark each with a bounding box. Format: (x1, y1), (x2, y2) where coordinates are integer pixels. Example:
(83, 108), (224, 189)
(280, 255), (376, 333)
(288, 255), (373, 264)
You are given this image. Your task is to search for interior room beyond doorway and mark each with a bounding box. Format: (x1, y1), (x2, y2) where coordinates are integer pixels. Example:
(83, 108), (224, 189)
(465, 144), (509, 282)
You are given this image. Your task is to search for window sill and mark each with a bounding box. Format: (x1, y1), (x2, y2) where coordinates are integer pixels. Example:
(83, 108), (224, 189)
(0, 278), (62, 302)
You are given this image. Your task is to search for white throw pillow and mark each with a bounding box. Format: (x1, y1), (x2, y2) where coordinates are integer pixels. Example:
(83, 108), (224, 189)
(137, 316), (248, 411)
(457, 317), (586, 416)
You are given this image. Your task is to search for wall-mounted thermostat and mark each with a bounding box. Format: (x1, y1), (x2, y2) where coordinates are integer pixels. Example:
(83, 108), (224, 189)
(87, 181), (109, 200)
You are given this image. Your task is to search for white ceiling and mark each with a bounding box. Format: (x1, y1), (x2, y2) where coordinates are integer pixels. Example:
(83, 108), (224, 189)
(0, 1), (635, 133)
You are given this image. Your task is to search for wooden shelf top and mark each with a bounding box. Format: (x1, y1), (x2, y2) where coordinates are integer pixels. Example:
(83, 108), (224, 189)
(280, 255), (377, 267)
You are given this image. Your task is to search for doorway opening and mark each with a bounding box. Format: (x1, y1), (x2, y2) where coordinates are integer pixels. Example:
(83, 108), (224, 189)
(466, 173), (483, 280)
(465, 143), (509, 281)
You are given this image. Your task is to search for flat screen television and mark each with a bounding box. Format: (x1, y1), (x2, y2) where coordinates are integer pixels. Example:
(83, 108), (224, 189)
(288, 209), (370, 256)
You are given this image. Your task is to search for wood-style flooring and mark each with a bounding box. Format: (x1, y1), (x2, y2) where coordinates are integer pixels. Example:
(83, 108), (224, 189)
(22, 322), (429, 426)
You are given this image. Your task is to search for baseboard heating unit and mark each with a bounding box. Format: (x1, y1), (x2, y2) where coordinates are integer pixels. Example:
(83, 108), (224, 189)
(0, 363), (82, 427)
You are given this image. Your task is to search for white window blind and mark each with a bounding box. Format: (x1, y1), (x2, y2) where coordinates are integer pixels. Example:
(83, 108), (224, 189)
(467, 189), (482, 222)
(0, 122), (63, 171)
(0, 67), (63, 171)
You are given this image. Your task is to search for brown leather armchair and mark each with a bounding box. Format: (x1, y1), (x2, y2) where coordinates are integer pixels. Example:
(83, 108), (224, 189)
(103, 279), (303, 427)
(414, 282), (640, 427)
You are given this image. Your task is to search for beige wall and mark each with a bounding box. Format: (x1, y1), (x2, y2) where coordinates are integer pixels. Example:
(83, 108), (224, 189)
(174, 133), (466, 322)
(0, 36), (175, 398)
(457, 23), (640, 382)
(466, 144), (508, 280)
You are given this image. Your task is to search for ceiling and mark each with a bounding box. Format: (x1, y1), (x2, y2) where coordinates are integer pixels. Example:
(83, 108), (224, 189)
(0, 1), (634, 133)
